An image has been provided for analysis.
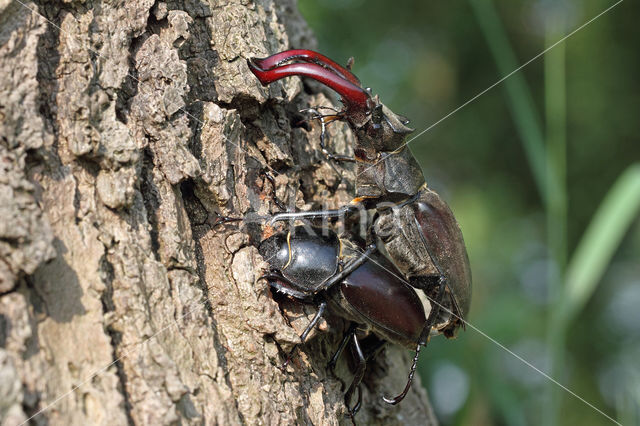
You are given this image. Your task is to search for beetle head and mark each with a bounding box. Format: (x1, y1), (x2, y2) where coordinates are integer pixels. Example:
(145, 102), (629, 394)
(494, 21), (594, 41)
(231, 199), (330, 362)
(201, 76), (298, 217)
(352, 101), (414, 157)
(247, 50), (414, 157)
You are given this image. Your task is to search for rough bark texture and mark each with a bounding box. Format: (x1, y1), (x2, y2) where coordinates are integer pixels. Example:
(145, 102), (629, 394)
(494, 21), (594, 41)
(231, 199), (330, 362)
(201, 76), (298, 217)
(0, 0), (437, 424)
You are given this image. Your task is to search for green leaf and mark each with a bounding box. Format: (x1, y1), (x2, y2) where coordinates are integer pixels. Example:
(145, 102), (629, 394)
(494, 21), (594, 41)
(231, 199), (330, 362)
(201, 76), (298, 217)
(468, 0), (554, 208)
(563, 164), (640, 321)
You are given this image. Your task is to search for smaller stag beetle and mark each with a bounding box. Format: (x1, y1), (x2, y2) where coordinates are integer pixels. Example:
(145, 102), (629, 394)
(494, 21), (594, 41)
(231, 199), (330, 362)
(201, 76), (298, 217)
(259, 226), (439, 418)
(248, 50), (472, 405)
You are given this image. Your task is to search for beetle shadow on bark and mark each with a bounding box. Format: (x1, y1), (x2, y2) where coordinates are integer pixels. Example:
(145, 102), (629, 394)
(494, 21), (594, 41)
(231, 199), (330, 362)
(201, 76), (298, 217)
(31, 238), (86, 323)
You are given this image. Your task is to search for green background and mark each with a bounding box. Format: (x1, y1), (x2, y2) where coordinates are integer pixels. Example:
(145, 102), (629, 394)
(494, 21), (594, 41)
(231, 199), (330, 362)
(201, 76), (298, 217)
(298, 1), (639, 424)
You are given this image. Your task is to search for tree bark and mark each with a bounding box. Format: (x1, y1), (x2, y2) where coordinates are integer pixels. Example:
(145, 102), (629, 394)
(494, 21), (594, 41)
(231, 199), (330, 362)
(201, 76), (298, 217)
(0, 0), (437, 424)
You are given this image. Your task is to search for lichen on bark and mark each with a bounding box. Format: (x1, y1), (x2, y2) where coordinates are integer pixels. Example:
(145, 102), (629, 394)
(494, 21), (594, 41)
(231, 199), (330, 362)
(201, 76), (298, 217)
(0, 0), (437, 424)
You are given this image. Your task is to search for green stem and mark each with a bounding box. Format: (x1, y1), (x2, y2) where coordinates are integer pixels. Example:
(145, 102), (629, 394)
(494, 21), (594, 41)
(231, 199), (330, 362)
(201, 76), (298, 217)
(468, 0), (555, 209)
(544, 14), (567, 426)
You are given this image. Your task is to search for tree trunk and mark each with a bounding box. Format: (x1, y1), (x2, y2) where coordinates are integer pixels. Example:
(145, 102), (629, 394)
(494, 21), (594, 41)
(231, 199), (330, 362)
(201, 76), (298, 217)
(0, 0), (437, 424)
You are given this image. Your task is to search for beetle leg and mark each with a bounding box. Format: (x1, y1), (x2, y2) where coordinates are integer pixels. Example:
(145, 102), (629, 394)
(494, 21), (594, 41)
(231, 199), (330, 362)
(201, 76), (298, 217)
(269, 204), (359, 225)
(383, 344), (422, 405)
(300, 108), (356, 164)
(327, 323), (358, 372)
(301, 105), (341, 114)
(362, 337), (386, 362)
(311, 244), (377, 294)
(320, 118), (357, 163)
(189, 194), (243, 228)
(348, 386), (362, 426)
(345, 333), (366, 419)
(206, 213), (243, 227)
(260, 170), (286, 211)
(300, 301), (327, 343)
(280, 301), (327, 370)
(382, 275), (447, 405)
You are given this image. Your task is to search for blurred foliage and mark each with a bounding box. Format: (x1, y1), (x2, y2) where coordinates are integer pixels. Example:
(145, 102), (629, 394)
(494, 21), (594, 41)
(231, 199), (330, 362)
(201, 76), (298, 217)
(297, 0), (639, 424)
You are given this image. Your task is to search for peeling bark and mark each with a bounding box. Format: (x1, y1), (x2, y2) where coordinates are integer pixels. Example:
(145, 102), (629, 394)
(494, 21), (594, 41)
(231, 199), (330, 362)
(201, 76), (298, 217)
(0, 0), (437, 424)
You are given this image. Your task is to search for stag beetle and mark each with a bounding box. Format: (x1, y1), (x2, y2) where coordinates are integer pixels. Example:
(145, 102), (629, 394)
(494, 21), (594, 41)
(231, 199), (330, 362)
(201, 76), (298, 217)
(248, 50), (472, 405)
(259, 226), (437, 417)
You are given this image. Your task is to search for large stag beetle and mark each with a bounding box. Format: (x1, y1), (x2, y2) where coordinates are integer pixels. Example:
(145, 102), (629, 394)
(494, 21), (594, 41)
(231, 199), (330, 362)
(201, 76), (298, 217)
(248, 49), (472, 412)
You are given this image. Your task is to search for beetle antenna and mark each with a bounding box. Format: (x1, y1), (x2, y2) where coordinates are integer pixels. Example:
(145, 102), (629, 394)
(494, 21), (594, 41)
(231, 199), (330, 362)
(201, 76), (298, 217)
(382, 344), (421, 405)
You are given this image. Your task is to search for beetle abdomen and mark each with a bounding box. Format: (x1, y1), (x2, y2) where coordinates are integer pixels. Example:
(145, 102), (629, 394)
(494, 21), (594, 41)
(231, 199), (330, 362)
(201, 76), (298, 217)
(339, 254), (426, 348)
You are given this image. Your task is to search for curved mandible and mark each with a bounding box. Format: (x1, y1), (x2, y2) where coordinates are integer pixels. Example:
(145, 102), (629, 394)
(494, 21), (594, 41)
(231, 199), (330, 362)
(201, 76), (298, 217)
(247, 57), (371, 113)
(250, 49), (362, 87)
